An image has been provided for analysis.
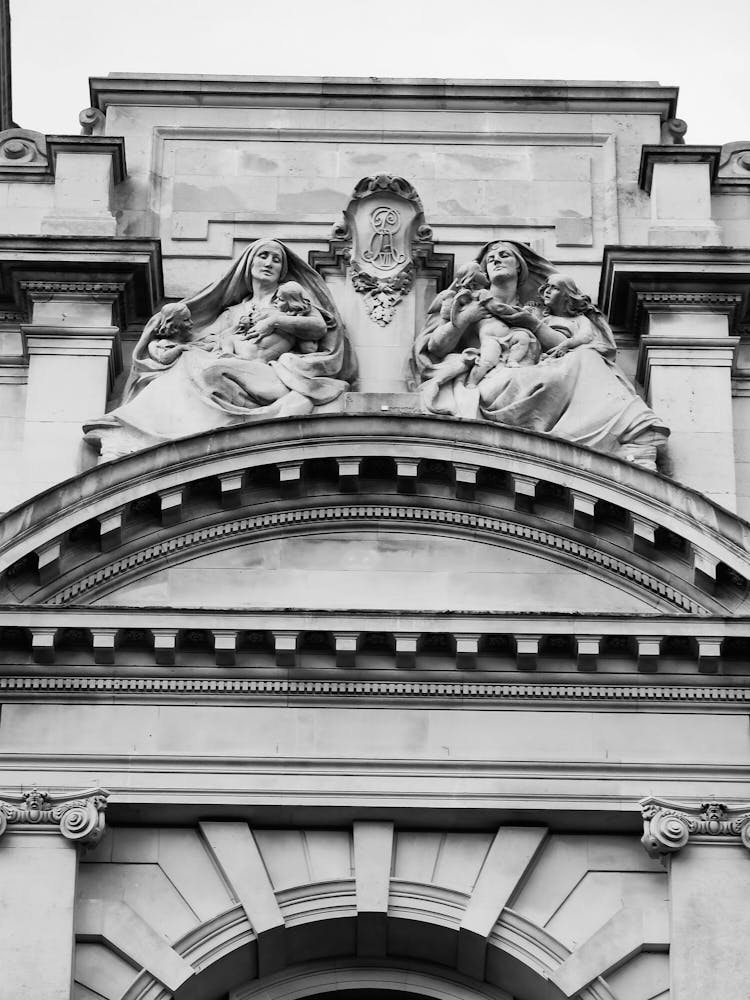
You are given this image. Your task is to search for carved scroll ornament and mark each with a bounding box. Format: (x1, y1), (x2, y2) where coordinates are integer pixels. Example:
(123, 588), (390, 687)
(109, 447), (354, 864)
(0, 127), (47, 166)
(0, 786), (109, 845)
(640, 796), (750, 858)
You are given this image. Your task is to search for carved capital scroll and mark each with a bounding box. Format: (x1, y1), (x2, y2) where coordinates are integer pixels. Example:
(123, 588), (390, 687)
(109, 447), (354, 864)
(0, 786), (109, 846)
(640, 796), (750, 858)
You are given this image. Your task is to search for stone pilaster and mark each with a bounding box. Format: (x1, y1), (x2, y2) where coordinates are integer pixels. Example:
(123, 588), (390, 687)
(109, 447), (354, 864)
(0, 787), (108, 1000)
(600, 247), (750, 509)
(641, 797), (750, 1000)
(0, 237), (163, 498)
(21, 283), (121, 496)
(635, 291), (741, 508)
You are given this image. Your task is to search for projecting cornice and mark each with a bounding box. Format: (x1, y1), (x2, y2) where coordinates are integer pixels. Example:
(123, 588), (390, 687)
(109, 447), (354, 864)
(0, 236), (163, 328)
(89, 75), (679, 118)
(598, 246), (750, 336)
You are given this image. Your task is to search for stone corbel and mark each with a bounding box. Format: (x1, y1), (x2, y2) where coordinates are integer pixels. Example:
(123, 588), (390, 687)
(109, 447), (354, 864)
(0, 786), (109, 846)
(640, 797), (750, 859)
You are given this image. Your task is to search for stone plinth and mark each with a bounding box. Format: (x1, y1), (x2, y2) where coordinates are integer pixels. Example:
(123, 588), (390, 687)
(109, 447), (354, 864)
(41, 137), (126, 238)
(639, 146), (722, 246)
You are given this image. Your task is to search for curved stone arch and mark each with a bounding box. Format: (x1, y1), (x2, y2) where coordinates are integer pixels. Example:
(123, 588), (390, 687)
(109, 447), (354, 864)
(113, 912), (618, 1000)
(1, 416), (748, 614)
(45, 506), (705, 613)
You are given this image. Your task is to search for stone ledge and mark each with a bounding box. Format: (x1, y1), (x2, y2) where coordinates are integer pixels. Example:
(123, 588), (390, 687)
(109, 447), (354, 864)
(89, 75), (679, 117)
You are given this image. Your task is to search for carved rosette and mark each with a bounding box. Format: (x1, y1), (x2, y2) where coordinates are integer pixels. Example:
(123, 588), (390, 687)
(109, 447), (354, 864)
(333, 174), (433, 327)
(0, 787), (109, 846)
(640, 797), (750, 859)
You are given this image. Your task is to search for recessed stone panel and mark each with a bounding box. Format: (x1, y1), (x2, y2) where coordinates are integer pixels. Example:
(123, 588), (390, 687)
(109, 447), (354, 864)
(93, 531), (655, 613)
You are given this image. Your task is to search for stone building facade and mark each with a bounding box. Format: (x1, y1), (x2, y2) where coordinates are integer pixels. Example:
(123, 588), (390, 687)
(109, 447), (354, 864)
(1, 59), (750, 1000)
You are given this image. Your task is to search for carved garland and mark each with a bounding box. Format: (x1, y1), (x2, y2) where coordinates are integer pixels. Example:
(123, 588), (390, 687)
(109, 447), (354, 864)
(641, 797), (750, 857)
(0, 787), (108, 844)
(45, 504), (707, 613)
(350, 260), (416, 326)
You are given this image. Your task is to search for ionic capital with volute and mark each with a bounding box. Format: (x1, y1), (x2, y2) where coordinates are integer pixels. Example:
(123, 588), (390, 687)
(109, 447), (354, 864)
(0, 786), (109, 846)
(640, 796), (750, 859)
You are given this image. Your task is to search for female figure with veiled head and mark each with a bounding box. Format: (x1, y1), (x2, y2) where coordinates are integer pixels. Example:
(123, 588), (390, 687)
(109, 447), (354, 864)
(413, 241), (667, 467)
(84, 239), (356, 458)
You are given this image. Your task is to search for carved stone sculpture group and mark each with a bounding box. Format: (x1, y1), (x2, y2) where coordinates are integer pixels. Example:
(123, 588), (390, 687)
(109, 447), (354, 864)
(83, 183), (668, 469)
(84, 239), (356, 458)
(413, 240), (668, 467)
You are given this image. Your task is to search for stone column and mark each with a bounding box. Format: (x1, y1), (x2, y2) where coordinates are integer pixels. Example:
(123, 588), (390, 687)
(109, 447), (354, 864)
(20, 285), (121, 497)
(636, 293), (741, 508)
(641, 797), (750, 1000)
(0, 787), (108, 1000)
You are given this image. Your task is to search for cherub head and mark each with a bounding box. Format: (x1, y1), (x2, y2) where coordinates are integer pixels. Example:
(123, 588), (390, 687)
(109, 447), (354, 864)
(539, 275), (593, 317)
(454, 261), (490, 292)
(155, 302), (193, 341)
(274, 280), (311, 315)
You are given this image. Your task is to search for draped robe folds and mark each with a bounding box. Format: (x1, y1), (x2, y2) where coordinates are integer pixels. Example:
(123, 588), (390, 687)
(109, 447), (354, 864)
(83, 241), (356, 453)
(413, 242), (668, 461)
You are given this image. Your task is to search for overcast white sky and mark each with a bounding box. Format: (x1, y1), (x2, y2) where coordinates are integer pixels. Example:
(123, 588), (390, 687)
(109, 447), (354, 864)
(8, 0), (750, 144)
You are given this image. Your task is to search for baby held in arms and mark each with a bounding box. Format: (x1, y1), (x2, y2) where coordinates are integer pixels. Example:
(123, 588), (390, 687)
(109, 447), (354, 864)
(438, 262), (540, 386)
(146, 303), (193, 365)
(219, 281), (319, 362)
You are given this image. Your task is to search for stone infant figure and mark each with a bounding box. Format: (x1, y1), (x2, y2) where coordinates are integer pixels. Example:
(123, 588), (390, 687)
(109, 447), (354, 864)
(436, 262), (541, 386)
(146, 302), (193, 365)
(218, 280), (319, 362)
(539, 274), (615, 361)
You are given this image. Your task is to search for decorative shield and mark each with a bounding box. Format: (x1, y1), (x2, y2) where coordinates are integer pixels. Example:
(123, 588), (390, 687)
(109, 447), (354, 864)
(334, 175), (433, 326)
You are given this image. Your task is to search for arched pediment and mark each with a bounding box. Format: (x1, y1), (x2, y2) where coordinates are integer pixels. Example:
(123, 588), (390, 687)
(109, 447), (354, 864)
(1, 414), (748, 618)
